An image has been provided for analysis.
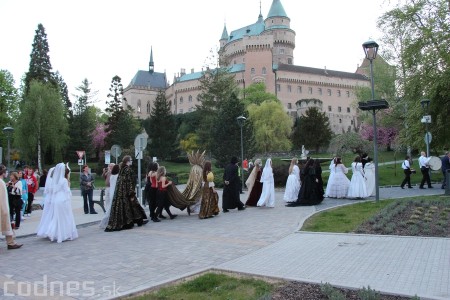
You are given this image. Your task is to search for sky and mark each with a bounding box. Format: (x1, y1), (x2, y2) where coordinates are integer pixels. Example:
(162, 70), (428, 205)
(0, 0), (393, 110)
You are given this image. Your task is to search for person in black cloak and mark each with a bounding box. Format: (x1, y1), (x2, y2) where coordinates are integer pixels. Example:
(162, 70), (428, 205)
(286, 158), (324, 206)
(222, 156), (245, 212)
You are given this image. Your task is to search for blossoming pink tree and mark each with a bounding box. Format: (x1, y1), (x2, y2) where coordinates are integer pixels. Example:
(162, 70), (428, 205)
(360, 124), (398, 151)
(91, 124), (108, 158)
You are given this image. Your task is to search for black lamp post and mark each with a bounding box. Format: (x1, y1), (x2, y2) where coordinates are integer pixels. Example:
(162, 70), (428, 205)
(236, 116), (246, 191)
(420, 99), (431, 158)
(2, 126), (14, 170)
(358, 40), (388, 202)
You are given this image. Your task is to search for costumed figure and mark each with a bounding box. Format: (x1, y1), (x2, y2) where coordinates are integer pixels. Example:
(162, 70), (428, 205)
(347, 156), (369, 199)
(283, 157), (300, 202)
(245, 159), (263, 206)
(105, 156), (148, 232)
(324, 157), (336, 197)
(222, 156), (245, 212)
(38, 163), (78, 243)
(287, 158), (324, 206)
(257, 158), (275, 207)
(156, 166), (177, 220)
(364, 157), (375, 196)
(36, 167), (55, 236)
(198, 161), (220, 219)
(327, 157), (351, 198)
(99, 164), (120, 229)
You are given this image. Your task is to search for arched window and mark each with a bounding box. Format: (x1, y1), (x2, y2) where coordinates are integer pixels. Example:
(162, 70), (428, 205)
(146, 101), (151, 114)
(262, 67), (266, 75)
(180, 97), (183, 104)
(251, 68), (255, 75)
(137, 99), (141, 113)
(188, 95), (193, 102)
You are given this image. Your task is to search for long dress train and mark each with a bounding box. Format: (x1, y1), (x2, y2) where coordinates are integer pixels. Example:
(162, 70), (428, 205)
(364, 162), (375, 196)
(347, 162), (369, 198)
(257, 159), (275, 207)
(283, 165), (300, 202)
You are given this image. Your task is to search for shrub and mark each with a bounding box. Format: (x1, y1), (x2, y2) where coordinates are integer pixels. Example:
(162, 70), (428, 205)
(358, 286), (381, 300)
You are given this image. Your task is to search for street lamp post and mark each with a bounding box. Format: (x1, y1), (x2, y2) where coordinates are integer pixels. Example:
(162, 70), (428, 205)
(2, 126), (14, 170)
(358, 40), (388, 202)
(420, 99), (431, 158)
(236, 116), (246, 192)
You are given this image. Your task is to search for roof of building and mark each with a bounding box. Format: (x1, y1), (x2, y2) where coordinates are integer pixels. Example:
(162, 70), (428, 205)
(221, 24), (229, 40)
(128, 70), (167, 88)
(277, 64), (369, 81)
(178, 64), (245, 82)
(228, 17), (265, 42)
(267, 0), (288, 18)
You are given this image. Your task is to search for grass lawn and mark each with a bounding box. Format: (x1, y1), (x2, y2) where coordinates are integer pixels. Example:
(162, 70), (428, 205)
(129, 272), (273, 300)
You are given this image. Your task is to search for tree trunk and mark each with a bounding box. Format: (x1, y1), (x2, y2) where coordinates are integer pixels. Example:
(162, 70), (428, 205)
(37, 134), (42, 174)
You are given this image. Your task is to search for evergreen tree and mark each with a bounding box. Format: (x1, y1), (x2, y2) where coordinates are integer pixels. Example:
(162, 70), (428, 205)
(143, 91), (177, 160)
(0, 70), (19, 149)
(15, 81), (68, 171)
(292, 106), (333, 153)
(105, 75), (125, 148)
(54, 71), (72, 118)
(23, 23), (56, 96)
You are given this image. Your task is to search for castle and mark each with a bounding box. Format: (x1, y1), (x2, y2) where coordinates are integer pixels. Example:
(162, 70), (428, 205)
(123, 0), (370, 133)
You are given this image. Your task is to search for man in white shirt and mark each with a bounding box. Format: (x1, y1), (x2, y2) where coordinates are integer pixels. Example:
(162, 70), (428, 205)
(400, 156), (413, 189)
(418, 151), (432, 189)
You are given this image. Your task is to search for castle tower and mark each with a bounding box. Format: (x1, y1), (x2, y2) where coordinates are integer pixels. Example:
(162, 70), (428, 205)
(149, 47), (154, 74)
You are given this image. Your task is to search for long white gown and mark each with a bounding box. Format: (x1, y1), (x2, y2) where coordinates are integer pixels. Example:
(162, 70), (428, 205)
(36, 167), (55, 237)
(38, 163), (78, 243)
(257, 159), (275, 207)
(347, 162), (369, 198)
(325, 159), (335, 197)
(364, 162), (375, 196)
(99, 174), (118, 229)
(283, 165), (300, 202)
(327, 164), (351, 198)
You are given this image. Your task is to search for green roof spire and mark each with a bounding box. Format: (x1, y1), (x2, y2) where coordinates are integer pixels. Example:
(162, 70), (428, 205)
(220, 23), (228, 40)
(267, 0), (288, 18)
(149, 46), (154, 74)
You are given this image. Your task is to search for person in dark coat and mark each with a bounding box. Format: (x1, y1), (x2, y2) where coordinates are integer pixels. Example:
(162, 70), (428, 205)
(286, 158), (324, 206)
(222, 156), (245, 212)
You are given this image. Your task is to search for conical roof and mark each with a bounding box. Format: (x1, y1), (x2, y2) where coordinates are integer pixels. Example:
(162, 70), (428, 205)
(267, 0), (287, 18)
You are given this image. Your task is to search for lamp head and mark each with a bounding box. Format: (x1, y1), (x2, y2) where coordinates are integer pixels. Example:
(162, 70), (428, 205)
(420, 99), (430, 109)
(2, 126), (14, 135)
(362, 40), (379, 60)
(236, 115), (246, 127)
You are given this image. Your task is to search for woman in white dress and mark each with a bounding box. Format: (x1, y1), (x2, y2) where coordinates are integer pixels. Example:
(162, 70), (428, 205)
(283, 157), (300, 202)
(99, 164), (120, 229)
(347, 156), (369, 199)
(364, 158), (375, 196)
(327, 157), (351, 198)
(36, 167), (55, 236)
(257, 158), (275, 207)
(325, 157), (336, 197)
(38, 163), (78, 243)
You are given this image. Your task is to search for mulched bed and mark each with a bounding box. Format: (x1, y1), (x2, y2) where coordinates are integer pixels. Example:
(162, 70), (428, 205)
(271, 282), (412, 300)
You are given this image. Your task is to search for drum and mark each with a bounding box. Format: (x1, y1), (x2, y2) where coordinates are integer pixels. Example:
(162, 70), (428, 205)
(428, 156), (442, 171)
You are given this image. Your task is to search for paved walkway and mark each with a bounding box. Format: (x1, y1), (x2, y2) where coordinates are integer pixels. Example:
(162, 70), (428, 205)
(0, 186), (448, 299)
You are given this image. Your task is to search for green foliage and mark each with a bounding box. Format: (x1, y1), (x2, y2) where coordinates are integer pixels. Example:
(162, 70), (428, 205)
(358, 286), (381, 300)
(0, 69), (19, 129)
(378, 0), (450, 151)
(144, 90), (177, 160)
(175, 110), (202, 139)
(180, 133), (200, 153)
(320, 283), (346, 300)
(328, 132), (371, 156)
(291, 106), (332, 152)
(54, 71), (72, 118)
(15, 81), (68, 168)
(23, 23), (57, 96)
(248, 100), (292, 153)
(242, 82), (277, 106)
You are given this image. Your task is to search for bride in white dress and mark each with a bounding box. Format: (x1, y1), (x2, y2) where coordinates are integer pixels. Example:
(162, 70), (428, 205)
(325, 158), (336, 197)
(347, 156), (369, 199)
(364, 158), (375, 196)
(257, 158), (275, 207)
(283, 157), (300, 202)
(99, 164), (119, 229)
(36, 167), (55, 236)
(38, 163), (78, 243)
(327, 157), (351, 198)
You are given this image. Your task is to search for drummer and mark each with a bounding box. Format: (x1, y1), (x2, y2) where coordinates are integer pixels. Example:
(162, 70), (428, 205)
(418, 151), (433, 189)
(442, 152), (450, 189)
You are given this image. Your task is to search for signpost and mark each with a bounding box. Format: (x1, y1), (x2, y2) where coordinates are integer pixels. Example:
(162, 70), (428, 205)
(104, 150), (111, 165)
(76, 151), (85, 174)
(134, 133), (148, 205)
(110, 144), (122, 164)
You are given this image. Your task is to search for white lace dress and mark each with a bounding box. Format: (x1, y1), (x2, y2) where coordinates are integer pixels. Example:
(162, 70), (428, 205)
(327, 164), (351, 198)
(325, 160), (335, 197)
(283, 165), (300, 202)
(347, 162), (369, 198)
(364, 162), (375, 196)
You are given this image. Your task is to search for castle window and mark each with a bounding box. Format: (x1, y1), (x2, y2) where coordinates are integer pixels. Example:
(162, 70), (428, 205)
(262, 67), (266, 75)
(297, 86), (302, 93)
(287, 85), (292, 93)
(288, 103), (292, 109)
(308, 87), (312, 94)
(251, 68), (255, 75)
(189, 107), (193, 112)
(327, 89), (331, 96)
(351, 120), (354, 125)
(318, 88), (322, 95)
(280, 49), (284, 54)
(346, 91), (350, 97)
(179, 97), (183, 104)
(337, 90), (341, 97)
(288, 58), (292, 64)
(338, 106), (342, 112)
(137, 100), (141, 113)
(146, 101), (151, 114)
(179, 108), (183, 114)
(197, 95), (200, 102)
(276, 84), (281, 92)
(328, 106), (332, 112)
(339, 119), (342, 123)
(188, 95), (193, 102)
(347, 107), (351, 113)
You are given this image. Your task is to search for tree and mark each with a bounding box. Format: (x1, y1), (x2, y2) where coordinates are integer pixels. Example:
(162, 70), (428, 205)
(359, 124), (399, 151)
(241, 82), (278, 106)
(291, 106), (332, 153)
(15, 81), (68, 171)
(143, 91), (177, 160)
(248, 100), (292, 153)
(91, 123), (108, 158)
(328, 132), (371, 157)
(378, 0), (450, 151)
(54, 71), (72, 118)
(23, 24), (57, 96)
(0, 70), (20, 154)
